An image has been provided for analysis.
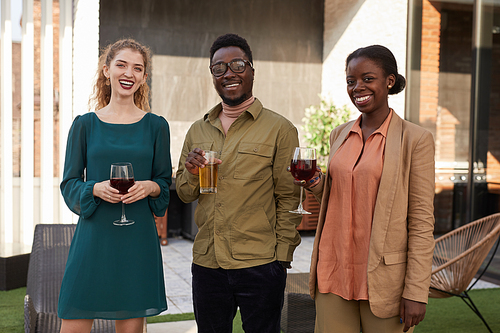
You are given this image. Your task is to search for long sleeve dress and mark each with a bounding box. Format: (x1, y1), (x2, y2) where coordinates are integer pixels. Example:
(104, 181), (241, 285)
(58, 112), (171, 320)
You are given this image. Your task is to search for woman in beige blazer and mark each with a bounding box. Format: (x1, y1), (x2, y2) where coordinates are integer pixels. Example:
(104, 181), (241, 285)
(299, 45), (435, 333)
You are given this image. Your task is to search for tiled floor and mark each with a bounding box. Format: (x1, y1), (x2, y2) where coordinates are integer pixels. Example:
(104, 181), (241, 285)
(160, 237), (195, 315)
(149, 234), (315, 332)
(159, 234), (315, 315)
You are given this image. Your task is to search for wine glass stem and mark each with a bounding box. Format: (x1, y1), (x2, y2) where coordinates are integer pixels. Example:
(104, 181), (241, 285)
(298, 187), (304, 210)
(121, 202), (127, 222)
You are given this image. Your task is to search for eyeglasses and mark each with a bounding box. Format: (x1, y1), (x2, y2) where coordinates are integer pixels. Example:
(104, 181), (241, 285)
(209, 59), (253, 77)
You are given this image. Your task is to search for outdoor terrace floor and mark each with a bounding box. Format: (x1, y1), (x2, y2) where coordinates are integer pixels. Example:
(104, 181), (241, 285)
(150, 233), (500, 333)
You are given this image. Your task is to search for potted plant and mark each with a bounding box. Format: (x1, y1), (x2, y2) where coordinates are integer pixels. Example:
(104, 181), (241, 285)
(298, 95), (352, 230)
(302, 95), (352, 171)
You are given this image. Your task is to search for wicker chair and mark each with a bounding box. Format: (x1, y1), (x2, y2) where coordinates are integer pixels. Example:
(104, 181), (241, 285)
(280, 273), (316, 333)
(24, 224), (116, 333)
(429, 212), (500, 333)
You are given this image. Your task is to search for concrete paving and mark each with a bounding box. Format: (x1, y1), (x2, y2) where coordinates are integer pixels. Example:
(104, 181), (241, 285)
(148, 234), (315, 332)
(147, 320), (197, 333)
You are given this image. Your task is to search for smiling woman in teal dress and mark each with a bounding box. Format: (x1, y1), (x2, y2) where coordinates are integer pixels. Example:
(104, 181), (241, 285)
(58, 39), (171, 333)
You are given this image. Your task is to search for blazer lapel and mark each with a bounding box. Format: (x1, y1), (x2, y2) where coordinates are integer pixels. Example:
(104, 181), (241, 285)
(367, 113), (402, 272)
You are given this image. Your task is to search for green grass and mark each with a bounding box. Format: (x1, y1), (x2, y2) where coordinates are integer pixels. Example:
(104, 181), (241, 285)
(232, 311), (243, 332)
(416, 288), (500, 332)
(0, 287), (25, 333)
(146, 312), (195, 323)
(1, 287), (244, 332)
(3, 287), (499, 332)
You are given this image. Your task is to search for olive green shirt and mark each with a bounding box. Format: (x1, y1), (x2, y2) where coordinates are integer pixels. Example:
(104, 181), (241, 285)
(176, 98), (302, 269)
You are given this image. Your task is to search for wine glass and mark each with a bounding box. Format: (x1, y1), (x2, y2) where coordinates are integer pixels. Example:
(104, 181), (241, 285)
(289, 147), (317, 215)
(110, 162), (135, 226)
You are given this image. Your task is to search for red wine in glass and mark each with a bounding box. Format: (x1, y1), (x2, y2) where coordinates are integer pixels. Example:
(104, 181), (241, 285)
(110, 178), (135, 194)
(110, 162), (135, 226)
(289, 148), (317, 215)
(290, 159), (317, 182)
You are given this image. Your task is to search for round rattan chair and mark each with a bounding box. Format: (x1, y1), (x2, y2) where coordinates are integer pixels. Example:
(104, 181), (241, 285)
(429, 212), (500, 333)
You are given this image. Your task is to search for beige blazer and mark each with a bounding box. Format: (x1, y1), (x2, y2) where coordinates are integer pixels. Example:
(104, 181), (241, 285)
(308, 112), (435, 318)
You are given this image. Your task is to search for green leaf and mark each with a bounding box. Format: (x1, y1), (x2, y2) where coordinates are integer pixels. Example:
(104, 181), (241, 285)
(301, 96), (352, 170)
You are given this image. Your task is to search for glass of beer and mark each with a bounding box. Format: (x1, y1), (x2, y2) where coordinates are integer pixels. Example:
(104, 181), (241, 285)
(199, 151), (218, 194)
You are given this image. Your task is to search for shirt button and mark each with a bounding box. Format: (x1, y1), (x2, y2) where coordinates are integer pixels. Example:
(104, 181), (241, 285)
(216, 230), (220, 235)
(219, 176), (224, 180)
(253, 147), (258, 152)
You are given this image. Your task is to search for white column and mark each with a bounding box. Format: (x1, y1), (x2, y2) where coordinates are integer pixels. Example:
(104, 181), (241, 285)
(21, 0), (35, 244)
(40, 0), (54, 224)
(59, 0), (74, 224)
(73, 0), (100, 116)
(1, 0), (14, 243)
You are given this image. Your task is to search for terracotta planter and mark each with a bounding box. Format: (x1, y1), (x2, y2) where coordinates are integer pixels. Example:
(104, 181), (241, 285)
(154, 210), (168, 245)
(297, 191), (320, 231)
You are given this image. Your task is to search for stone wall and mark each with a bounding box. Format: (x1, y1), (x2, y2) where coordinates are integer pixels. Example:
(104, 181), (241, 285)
(322, 0), (409, 119)
(99, 0), (324, 169)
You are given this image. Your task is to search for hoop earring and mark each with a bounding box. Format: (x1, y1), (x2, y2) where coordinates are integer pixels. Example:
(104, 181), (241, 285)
(105, 77), (110, 86)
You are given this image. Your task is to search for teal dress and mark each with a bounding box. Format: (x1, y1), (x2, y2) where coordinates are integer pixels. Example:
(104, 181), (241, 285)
(58, 112), (171, 320)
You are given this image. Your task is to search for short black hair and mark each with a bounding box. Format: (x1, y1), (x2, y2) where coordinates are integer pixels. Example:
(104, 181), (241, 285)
(345, 45), (406, 95)
(209, 33), (253, 65)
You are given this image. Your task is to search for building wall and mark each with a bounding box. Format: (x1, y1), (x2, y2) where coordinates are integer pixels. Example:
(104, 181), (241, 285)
(99, 0), (324, 170)
(322, 0), (409, 118)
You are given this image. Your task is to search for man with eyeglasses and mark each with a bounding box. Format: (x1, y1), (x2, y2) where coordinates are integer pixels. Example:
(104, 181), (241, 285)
(176, 33), (302, 333)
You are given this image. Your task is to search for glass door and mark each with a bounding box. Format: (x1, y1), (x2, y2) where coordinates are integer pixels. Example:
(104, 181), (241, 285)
(472, 0), (500, 284)
(469, 0), (500, 223)
(408, 0), (500, 233)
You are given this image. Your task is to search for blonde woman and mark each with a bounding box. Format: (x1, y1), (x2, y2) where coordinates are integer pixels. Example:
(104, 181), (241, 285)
(58, 39), (171, 333)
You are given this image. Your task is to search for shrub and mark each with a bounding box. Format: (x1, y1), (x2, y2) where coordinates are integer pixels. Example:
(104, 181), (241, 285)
(302, 96), (351, 170)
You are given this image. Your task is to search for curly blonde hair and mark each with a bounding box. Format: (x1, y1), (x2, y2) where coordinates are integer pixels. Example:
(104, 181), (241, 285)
(89, 39), (152, 112)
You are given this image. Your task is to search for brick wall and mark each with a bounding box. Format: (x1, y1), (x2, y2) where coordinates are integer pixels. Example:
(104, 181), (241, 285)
(7, 0), (60, 178)
(12, 42), (21, 177)
(420, 0), (440, 125)
(421, 1), (450, 233)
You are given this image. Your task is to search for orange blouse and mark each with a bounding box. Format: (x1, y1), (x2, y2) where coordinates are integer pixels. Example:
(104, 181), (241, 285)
(317, 110), (393, 300)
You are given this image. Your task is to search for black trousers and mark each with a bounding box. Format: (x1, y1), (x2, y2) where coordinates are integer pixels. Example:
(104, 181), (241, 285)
(192, 261), (287, 333)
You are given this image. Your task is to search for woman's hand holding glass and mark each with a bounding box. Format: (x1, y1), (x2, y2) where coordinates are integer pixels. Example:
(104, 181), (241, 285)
(93, 180), (121, 203)
(93, 179), (159, 203)
(121, 180), (160, 203)
(291, 167), (322, 189)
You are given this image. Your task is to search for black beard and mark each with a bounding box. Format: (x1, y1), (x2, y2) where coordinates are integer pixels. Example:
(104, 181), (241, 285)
(220, 93), (252, 107)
